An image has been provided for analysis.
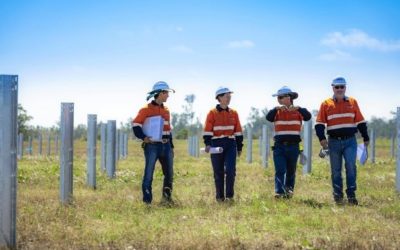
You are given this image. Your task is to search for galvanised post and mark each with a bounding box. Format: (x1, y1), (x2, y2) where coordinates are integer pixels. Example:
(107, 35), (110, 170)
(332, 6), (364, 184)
(60, 103), (74, 204)
(303, 120), (312, 174)
(87, 114), (97, 189)
(106, 120), (116, 178)
(0, 75), (18, 248)
(100, 123), (107, 171)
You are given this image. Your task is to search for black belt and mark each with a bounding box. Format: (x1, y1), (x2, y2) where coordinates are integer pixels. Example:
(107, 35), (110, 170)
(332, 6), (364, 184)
(329, 135), (355, 140)
(149, 138), (170, 144)
(275, 141), (299, 145)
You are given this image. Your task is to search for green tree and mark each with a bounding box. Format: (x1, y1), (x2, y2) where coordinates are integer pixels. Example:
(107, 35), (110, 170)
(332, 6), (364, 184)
(18, 104), (33, 137)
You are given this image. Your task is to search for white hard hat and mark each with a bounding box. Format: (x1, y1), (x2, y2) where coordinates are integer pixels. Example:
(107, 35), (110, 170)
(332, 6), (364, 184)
(151, 81), (175, 93)
(215, 86), (233, 99)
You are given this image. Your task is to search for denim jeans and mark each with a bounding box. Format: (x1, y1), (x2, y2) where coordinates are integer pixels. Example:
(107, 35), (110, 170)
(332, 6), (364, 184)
(328, 136), (357, 199)
(142, 142), (173, 203)
(272, 143), (300, 194)
(210, 138), (237, 200)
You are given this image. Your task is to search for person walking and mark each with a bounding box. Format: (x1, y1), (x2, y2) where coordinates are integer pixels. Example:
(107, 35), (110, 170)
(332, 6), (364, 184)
(315, 77), (369, 205)
(203, 87), (243, 202)
(132, 81), (175, 204)
(266, 86), (311, 198)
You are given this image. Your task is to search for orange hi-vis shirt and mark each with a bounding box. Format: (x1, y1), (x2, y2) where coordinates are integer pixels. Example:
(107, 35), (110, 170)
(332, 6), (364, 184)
(315, 96), (369, 141)
(203, 105), (243, 151)
(273, 110), (303, 136)
(266, 106), (311, 143)
(132, 101), (172, 140)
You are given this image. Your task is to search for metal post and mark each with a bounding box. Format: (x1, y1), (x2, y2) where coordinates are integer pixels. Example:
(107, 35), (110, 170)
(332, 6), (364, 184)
(262, 124), (268, 168)
(87, 114), (97, 189)
(47, 133), (51, 156)
(106, 120), (116, 178)
(391, 134), (396, 158)
(28, 136), (33, 155)
(371, 129), (376, 164)
(18, 133), (23, 160)
(396, 107), (400, 192)
(115, 129), (119, 162)
(55, 134), (59, 155)
(303, 120), (312, 174)
(194, 135), (199, 158)
(100, 123), (107, 172)
(0, 75), (18, 248)
(258, 135), (262, 156)
(246, 127), (252, 163)
(119, 131), (124, 159)
(188, 136), (192, 156)
(124, 133), (128, 158)
(38, 132), (42, 155)
(60, 103), (74, 204)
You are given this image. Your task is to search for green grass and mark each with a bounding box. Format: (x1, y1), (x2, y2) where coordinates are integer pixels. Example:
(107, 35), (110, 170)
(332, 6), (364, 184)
(16, 139), (400, 249)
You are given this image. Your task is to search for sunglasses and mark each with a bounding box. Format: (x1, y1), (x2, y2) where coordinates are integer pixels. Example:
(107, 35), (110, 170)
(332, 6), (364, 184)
(334, 85), (345, 89)
(278, 95), (290, 99)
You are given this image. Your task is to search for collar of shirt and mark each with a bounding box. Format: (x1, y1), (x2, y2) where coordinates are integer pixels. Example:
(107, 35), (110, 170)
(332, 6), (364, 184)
(151, 100), (164, 108)
(216, 104), (229, 112)
(332, 95), (349, 102)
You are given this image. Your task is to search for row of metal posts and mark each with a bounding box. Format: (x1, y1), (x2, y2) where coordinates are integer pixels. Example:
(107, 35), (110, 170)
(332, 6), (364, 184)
(1, 74), (400, 249)
(16, 133), (59, 158)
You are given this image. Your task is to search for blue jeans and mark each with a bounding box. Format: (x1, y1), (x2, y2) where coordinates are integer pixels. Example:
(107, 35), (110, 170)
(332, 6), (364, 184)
(210, 138), (237, 200)
(328, 136), (357, 199)
(272, 143), (300, 194)
(142, 142), (173, 203)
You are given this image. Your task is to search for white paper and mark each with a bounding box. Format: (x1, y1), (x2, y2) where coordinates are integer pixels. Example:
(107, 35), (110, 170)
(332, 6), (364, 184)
(357, 143), (368, 165)
(142, 115), (164, 141)
(200, 147), (223, 154)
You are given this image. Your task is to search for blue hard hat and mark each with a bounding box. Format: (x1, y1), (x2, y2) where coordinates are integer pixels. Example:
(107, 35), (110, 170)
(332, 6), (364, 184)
(215, 86), (233, 98)
(272, 86), (298, 99)
(150, 81), (175, 93)
(331, 77), (347, 86)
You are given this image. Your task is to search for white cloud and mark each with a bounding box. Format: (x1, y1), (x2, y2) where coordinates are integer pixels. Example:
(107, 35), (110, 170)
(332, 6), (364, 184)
(321, 29), (400, 52)
(227, 40), (255, 49)
(169, 45), (193, 53)
(319, 49), (355, 62)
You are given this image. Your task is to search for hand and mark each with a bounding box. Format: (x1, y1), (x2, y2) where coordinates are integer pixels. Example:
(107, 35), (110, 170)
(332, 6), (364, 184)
(364, 141), (369, 147)
(205, 145), (211, 153)
(143, 137), (152, 143)
(171, 149), (175, 158)
(288, 105), (299, 111)
(276, 106), (287, 111)
(320, 139), (328, 149)
(237, 151), (242, 157)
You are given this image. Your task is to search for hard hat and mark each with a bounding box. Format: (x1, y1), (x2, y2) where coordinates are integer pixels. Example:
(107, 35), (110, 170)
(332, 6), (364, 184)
(331, 77), (347, 86)
(272, 86), (298, 99)
(146, 81), (175, 100)
(215, 86), (233, 99)
(150, 81), (175, 93)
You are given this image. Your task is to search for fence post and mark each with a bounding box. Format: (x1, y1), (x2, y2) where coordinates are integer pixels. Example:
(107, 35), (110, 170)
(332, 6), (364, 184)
(124, 133), (128, 158)
(246, 127), (252, 163)
(371, 129), (376, 164)
(0, 75), (18, 248)
(262, 125), (268, 168)
(396, 107), (400, 192)
(87, 114), (97, 189)
(55, 134), (59, 156)
(18, 133), (23, 160)
(115, 129), (120, 162)
(119, 131), (124, 159)
(47, 133), (51, 156)
(303, 120), (312, 174)
(106, 120), (116, 178)
(259, 135), (262, 156)
(38, 132), (42, 155)
(100, 123), (107, 171)
(60, 103), (74, 204)
(391, 134), (396, 158)
(28, 135), (33, 155)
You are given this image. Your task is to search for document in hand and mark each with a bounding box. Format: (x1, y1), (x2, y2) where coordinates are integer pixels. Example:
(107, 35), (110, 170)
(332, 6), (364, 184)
(357, 143), (368, 165)
(143, 115), (164, 141)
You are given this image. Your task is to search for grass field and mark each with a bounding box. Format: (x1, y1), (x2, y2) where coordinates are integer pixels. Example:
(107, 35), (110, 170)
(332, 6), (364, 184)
(14, 138), (400, 249)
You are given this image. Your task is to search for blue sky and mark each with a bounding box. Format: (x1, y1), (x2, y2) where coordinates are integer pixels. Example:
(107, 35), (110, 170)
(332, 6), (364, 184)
(1, 0), (399, 127)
